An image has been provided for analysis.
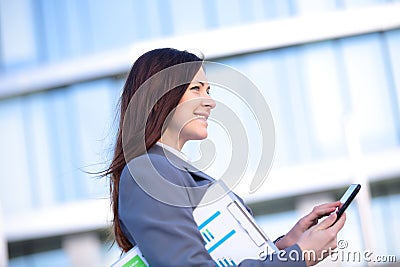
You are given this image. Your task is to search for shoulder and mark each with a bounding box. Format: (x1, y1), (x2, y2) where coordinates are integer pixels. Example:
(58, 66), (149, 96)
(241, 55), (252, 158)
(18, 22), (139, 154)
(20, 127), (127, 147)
(131, 149), (178, 170)
(121, 146), (196, 188)
(120, 148), (205, 208)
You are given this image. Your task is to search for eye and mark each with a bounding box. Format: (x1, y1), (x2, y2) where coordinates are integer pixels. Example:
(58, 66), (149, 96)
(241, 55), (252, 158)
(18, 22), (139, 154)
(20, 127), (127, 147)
(206, 86), (211, 95)
(190, 86), (200, 91)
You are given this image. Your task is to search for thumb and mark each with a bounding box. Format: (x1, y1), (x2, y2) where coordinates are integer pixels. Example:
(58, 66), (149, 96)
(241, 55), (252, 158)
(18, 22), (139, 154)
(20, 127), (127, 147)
(317, 212), (337, 230)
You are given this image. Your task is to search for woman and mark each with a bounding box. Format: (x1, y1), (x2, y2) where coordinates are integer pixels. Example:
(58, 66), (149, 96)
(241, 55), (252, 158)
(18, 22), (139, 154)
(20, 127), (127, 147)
(104, 48), (346, 266)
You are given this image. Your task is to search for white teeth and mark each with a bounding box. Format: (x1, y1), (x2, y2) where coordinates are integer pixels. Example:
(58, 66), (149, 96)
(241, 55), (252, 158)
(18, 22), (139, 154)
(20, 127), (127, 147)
(195, 115), (207, 120)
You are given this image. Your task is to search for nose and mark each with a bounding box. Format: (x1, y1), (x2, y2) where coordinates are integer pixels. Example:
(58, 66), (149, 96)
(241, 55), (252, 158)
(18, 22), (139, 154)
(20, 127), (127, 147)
(202, 93), (216, 109)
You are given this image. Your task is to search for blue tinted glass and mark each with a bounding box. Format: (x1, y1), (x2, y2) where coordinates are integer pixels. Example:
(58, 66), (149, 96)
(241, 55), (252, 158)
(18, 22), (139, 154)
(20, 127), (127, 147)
(8, 257), (28, 267)
(132, 0), (164, 39)
(86, 0), (137, 52)
(343, 0), (391, 8)
(371, 194), (400, 255)
(202, 0), (219, 29)
(217, 51), (312, 166)
(68, 79), (117, 198)
(0, 98), (33, 214)
(218, 46), (349, 165)
(214, 0), (244, 27)
(45, 89), (83, 202)
(22, 92), (58, 206)
(300, 41), (348, 159)
(293, 0), (337, 15)
(0, 0), (38, 70)
(36, 0), (68, 62)
(9, 249), (69, 267)
(155, 0), (174, 36)
(263, 0), (294, 19)
(340, 33), (399, 152)
(386, 194), (400, 254)
(169, 0), (207, 34)
(385, 29), (400, 141)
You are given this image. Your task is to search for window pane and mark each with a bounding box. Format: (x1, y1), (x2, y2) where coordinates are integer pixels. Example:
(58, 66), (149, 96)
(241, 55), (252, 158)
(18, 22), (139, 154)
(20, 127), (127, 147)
(0, 98), (33, 214)
(0, 0), (37, 69)
(169, 0), (207, 34)
(87, 0), (137, 52)
(340, 34), (398, 152)
(23, 93), (57, 206)
(69, 80), (117, 198)
(300, 41), (347, 159)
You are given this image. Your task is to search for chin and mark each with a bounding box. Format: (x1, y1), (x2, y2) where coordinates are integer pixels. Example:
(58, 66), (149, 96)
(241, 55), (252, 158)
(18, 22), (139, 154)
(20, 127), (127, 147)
(181, 125), (209, 141)
(190, 132), (208, 141)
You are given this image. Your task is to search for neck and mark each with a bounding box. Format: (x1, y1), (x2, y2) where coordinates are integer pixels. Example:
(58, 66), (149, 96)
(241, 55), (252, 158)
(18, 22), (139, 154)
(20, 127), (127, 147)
(159, 127), (188, 150)
(158, 137), (184, 151)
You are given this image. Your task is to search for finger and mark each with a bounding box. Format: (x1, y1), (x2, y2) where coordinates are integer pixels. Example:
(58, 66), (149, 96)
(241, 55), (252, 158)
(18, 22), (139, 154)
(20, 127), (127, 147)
(311, 218), (318, 226)
(316, 201), (341, 208)
(316, 201), (341, 213)
(313, 201), (341, 214)
(306, 201), (341, 220)
(331, 212), (346, 232)
(331, 237), (338, 250)
(316, 212), (338, 230)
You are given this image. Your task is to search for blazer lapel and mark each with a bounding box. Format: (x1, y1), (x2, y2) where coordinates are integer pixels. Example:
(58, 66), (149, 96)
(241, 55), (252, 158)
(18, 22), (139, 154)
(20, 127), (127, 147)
(149, 145), (215, 185)
(187, 169), (215, 184)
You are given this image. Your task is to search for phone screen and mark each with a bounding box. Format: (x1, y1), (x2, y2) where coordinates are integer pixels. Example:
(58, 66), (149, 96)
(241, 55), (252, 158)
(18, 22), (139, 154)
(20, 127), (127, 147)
(334, 184), (361, 224)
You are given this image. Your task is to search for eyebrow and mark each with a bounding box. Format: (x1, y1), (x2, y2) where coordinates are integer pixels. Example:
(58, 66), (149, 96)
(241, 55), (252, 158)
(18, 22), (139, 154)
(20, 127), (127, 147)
(194, 81), (210, 88)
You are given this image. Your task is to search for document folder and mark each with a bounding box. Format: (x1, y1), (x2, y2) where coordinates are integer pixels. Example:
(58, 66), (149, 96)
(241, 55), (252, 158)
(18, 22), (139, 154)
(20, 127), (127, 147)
(110, 181), (278, 267)
(193, 181), (278, 266)
(110, 245), (149, 267)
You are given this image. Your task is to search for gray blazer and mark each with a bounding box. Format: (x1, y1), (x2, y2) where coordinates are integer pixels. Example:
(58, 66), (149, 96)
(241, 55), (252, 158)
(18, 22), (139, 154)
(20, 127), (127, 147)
(119, 145), (306, 267)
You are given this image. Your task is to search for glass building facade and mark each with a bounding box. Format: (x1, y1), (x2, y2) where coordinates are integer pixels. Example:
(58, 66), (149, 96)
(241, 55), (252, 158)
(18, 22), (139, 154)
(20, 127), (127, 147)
(1, 0), (399, 266)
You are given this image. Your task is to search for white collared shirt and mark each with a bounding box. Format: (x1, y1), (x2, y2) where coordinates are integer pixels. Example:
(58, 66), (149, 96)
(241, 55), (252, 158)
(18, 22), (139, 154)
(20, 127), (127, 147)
(156, 142), (189, 162)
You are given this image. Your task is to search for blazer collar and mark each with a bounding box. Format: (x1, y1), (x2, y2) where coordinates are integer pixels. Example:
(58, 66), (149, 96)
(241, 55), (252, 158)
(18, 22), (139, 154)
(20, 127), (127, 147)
(148, 144), (215, 183)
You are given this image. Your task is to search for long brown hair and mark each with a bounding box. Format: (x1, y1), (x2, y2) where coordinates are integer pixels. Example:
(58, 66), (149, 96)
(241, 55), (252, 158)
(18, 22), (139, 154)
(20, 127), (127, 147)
(103, 48), (203, 251)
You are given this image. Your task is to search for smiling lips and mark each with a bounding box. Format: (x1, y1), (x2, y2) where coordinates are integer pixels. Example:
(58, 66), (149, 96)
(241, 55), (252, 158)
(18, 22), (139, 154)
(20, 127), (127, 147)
(194, 112), (209, 122)
(195, 115), (207, 120)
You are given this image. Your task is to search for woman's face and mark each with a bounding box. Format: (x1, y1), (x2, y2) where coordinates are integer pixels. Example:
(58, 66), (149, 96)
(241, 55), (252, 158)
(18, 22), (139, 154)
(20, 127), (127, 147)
(161, 67), (216, 150)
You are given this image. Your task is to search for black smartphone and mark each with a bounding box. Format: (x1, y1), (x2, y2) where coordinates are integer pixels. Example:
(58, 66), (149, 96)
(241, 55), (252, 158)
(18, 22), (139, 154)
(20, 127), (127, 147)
(334, 184), (361, 224)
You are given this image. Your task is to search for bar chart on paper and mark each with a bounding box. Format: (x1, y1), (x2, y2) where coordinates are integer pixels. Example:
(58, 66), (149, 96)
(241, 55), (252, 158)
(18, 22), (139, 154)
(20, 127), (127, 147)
(193, 182), (278, 267)
(198, 211), (238, 266)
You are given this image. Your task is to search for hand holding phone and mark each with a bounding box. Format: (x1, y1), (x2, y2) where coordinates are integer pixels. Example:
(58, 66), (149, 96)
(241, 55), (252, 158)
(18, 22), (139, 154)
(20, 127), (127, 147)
(333, 184), (361, 224)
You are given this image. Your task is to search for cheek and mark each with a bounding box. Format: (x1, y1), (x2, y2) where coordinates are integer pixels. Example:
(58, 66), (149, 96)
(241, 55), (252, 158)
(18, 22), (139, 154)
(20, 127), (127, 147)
(173, 101), (198, 123)
(168, 105), (193, 130)
(182, 120), (208, 138)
